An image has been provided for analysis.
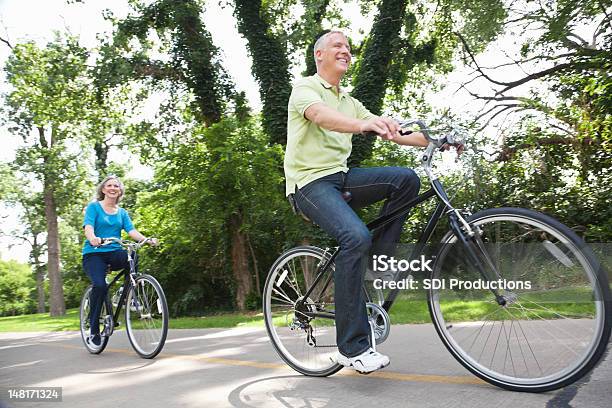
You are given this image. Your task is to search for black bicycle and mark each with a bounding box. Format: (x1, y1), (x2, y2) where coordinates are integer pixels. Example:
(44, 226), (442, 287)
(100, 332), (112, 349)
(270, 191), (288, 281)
(79, 237), (169, 359)
(263, 119), (611, 392)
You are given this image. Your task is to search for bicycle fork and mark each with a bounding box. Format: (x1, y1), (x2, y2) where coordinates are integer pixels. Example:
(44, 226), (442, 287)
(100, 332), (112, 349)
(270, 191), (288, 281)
(448, 213), (509, 306)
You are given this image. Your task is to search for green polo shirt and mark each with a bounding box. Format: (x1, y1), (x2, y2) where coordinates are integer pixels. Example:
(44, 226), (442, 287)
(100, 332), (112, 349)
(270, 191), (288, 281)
(284, 74), (375, 196)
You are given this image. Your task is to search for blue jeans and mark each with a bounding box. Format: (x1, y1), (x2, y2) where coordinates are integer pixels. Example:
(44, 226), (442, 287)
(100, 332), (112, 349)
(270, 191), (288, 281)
(294, 167), (420, 357)
(82, 250), (131, 335)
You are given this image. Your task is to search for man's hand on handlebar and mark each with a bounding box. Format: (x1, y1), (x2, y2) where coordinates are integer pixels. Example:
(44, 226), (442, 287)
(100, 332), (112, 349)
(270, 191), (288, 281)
(440, 142), (465, 155)
(359, 117), (401, 140)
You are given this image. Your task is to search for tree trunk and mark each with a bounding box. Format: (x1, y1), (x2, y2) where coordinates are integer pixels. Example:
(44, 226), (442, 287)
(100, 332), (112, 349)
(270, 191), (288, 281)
(229, 211), (253, 311)
(172, 0), (230, 126)
(303, 0), (331, 77)
(246, 233), (260, 295)
(31, 236), (46, 313)
(94, 140), (109, 176)
(39, 127), (65, 316)
(36, 264), (46, 313)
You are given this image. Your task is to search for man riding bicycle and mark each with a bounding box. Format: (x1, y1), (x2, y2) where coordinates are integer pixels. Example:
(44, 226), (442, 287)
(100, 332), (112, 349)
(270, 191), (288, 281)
(285, 30), (462, 373)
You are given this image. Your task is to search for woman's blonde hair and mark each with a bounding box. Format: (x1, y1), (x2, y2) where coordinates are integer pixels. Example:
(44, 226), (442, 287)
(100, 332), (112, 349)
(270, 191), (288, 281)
(96, 175), (125, 203)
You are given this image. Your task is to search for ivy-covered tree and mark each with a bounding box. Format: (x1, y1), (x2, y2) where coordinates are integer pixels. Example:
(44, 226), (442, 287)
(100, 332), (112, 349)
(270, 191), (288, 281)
(233, 0), (293, 145)
(102, 0), (272, 310)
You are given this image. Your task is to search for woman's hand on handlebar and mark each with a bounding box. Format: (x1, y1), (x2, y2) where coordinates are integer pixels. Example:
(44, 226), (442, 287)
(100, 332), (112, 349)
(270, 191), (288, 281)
(90, 236), (102, 247)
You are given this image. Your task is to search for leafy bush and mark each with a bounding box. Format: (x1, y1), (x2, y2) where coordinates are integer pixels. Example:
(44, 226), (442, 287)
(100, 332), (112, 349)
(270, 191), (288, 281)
(0, 260), (36, 316)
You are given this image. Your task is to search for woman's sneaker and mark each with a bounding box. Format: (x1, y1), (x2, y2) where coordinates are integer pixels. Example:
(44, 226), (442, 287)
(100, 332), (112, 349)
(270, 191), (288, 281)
(335, 348), (390, 374)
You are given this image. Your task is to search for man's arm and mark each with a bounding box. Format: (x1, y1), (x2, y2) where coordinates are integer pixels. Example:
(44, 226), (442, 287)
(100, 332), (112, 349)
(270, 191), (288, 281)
(392, 130), (465, 154)
(391, 131), (428, 147)
(304, 103), (400, 140)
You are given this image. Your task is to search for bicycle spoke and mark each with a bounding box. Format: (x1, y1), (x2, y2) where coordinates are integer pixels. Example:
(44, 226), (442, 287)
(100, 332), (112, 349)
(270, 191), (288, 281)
(431, 210), (609, 389)
(264, 248), (340, 376)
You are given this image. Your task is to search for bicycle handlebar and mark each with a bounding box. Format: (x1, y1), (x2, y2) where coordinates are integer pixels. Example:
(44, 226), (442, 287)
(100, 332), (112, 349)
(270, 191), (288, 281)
(98, 237), (155, 250)
(364, 118), (466, 149)
(397, 118), (466, 148)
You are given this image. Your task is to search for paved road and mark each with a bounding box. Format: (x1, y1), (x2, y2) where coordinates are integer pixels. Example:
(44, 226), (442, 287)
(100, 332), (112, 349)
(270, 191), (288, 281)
(0, 324), (610, 408)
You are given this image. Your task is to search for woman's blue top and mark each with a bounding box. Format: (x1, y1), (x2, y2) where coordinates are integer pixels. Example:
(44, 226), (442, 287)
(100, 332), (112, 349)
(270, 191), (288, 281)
(82, 201), (135, 255)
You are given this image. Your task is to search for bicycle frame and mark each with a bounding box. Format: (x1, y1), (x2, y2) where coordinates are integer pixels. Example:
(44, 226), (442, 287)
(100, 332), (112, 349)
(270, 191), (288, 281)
(297, 186), (445, 314)
(105, 247), (140, 330)
(297, 172), (507, 319)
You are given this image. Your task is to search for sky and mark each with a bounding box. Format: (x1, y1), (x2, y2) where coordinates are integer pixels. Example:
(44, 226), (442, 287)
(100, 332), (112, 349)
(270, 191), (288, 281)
(0, 0), (547, 263)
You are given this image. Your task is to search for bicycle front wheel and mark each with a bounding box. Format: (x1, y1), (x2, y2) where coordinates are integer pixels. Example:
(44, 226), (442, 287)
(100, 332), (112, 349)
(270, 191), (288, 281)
(125, 274), (169, 359)
(79, 285), (112, 354)
(429, 207), (611, 392)
(263, 246), (342, 376)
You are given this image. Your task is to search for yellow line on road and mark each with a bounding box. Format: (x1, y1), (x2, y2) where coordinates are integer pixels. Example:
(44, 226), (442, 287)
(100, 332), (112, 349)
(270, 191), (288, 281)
(46, 342), (485, 385)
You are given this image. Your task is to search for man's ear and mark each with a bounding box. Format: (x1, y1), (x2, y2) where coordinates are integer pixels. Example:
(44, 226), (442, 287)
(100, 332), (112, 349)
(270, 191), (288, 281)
(315, 49), (323, 63)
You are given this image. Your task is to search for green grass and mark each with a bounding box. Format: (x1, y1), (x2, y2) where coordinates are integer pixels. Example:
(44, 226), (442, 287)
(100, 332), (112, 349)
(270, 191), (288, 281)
(0, 308), (268, 332)
(0, 309), (82, 332)
(0, 285), (601, 332)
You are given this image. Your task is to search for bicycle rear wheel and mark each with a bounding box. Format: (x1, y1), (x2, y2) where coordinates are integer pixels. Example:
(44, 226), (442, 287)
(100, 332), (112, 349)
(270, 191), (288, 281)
(79, 285), (112, 354)
(429, 207), (611, 392)
(125, 274), (169, 359)
(263, 246), (342, 376)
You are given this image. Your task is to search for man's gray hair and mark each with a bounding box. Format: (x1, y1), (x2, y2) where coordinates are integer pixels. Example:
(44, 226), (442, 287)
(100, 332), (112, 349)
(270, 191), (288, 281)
(313, 30), (346, 65)
(96, 175), (125, 203)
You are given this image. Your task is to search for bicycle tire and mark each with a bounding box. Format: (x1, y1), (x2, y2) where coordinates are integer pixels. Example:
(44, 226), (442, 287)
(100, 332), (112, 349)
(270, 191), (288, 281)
(79, 285), (112, 354)
(428, 207), (611, 392)
(263, 246), (344, 376)
(125, 274), (169, 359)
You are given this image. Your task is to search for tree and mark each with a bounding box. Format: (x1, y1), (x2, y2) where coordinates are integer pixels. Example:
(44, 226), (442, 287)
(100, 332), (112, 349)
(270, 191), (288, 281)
(453, 0), (611, 238)
(233, 0), (293, 145)
(0, 166), (47, 313)
(135, 117), (287, 312)
(3, 35), (94, 316)
(349, 0), (507, 165)
(104, 0), (269, 310)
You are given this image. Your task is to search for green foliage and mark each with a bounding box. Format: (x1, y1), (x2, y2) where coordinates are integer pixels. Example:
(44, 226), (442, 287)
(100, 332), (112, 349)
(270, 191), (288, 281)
(349, 0), (507, 166)
(0, 260), (35, 316)
(349, 0), (409, 166)
(471, 0), (612, 240)
(3, 35), (95, 213)
(134, 116), (295, 313)
(101, 0), (234, 126)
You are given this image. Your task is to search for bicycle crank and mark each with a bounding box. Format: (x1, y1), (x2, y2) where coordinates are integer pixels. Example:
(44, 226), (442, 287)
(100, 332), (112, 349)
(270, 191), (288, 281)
(366, 302), (390, 345)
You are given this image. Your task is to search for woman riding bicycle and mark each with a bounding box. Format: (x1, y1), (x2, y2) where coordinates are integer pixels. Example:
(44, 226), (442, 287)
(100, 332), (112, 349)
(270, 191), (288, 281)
(82, 175), (156, 346)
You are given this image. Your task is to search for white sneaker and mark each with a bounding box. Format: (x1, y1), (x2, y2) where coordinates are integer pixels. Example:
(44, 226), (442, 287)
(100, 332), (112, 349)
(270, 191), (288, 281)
(335, 348), (390, 374)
